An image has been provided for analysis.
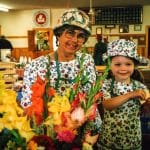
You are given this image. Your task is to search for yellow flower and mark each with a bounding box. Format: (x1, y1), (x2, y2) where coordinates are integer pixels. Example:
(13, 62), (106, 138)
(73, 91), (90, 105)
(0, 112), (16, 131)
(0, 74), (6, 95)
(85, 133), (99, 145)
(65, 88), (71, 98)
(47, 93), (71, 125)
(0, 77), (34, 141)
(48, 94), (71, 113)
(82, 142), (93, 150)
(19, 118), (35, 141)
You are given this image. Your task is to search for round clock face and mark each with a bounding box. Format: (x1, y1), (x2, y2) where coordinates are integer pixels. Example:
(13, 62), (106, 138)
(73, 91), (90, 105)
(34, 10), (48, 27)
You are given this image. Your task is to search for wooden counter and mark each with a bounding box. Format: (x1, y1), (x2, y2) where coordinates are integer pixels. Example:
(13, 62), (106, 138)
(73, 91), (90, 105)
(0, 62), (17, 88)
(139, 67), (150, 89)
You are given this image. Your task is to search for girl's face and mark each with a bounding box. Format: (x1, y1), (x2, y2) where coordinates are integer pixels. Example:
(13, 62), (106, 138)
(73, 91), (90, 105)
(57, 28), (86, 55)
(111, 56), (135, 83)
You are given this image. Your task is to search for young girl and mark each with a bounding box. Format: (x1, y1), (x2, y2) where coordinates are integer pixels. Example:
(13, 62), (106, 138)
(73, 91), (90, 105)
(98, 39), (150, 150)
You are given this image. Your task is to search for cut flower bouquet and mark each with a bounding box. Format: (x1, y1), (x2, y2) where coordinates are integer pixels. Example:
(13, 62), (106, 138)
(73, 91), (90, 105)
(0, 55), (110, 150)
(25, 55), (110, 149)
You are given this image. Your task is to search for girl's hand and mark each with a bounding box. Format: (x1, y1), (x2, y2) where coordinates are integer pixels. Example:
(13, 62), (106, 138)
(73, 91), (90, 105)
(144, 89), (150, 100)
(131, 89), (147, 100)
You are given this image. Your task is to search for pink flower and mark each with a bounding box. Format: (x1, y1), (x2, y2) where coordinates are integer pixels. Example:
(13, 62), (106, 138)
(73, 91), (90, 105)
(71, 107), (85, 125)
(57, 130), (75, 143)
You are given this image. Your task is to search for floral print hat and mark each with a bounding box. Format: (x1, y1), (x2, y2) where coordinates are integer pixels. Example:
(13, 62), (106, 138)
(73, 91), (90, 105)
(53, 8), (91, 35)
(103, 39), (149, 64)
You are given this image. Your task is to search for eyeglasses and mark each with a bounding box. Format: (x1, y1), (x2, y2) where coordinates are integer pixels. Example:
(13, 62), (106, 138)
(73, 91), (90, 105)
(64, 29), (86, 43)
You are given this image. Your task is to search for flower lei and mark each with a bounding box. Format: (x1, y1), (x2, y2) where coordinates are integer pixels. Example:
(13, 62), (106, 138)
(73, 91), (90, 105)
(25, 54), (110, 149)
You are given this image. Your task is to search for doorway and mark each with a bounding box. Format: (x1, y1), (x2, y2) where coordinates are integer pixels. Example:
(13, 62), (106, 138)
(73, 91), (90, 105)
(146, 25), (150, 58)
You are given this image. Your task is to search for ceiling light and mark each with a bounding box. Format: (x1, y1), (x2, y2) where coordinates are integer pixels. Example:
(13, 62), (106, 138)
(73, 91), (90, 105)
(0, 7), (9, 12)
(0, 4), (9, 12)
(88, 0), (95, 24)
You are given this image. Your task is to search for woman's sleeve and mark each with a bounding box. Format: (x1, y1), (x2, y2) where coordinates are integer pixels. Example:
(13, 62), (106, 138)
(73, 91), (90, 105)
(82, 54), (96, 92)
(20, 62), (37, 108)
(20, 57), (46, 108)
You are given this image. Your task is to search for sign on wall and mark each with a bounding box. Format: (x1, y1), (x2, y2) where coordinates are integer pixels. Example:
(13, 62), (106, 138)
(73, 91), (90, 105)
(33, 10), (50, 27)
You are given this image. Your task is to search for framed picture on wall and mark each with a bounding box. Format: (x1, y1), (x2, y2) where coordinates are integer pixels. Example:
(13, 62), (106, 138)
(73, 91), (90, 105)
(96, 27), (102, 34)
(119, 25), (129, 33)
(134, 24), (142, 31)
(33, 28), (53, 51)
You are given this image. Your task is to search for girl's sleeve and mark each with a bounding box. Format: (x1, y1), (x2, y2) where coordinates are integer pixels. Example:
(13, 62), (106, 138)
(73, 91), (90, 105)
(101, 79), (111, 100)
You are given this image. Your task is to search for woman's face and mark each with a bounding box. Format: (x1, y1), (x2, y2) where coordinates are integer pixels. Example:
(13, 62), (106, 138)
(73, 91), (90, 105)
(111, 56), (135, 83)
(57, 28), (86, 55)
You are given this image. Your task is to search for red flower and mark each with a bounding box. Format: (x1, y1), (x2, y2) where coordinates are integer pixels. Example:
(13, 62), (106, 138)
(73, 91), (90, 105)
(71, 96), (80, 110)
(94, 91), (103, 102)
(86, 103), (97, 120)
(71, 92), (85, 110)
(57, 130), (75, 143)
(29, 135), (56, 150)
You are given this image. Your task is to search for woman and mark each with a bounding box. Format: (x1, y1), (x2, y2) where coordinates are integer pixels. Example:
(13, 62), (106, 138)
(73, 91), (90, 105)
(19, 8), (101, 149)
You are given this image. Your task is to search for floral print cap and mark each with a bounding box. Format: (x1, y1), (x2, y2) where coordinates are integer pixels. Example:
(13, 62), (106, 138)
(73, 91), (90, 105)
(53, 8), (91, 35)
(103, 39), (149, 64)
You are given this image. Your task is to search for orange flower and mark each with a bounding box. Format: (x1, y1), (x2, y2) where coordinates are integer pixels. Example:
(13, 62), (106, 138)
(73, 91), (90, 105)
(61, 112), (79, 130)
(48, 87), (56, 97)
(27, 140), (37, 150)
(31, 75), (46, 97)
(26, 97), (44, 125)
(26, 76), (46, 125)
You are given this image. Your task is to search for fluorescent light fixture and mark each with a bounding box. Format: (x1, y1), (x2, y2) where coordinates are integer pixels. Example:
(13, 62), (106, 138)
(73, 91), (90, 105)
(0, 4), (9, 12)
(0, 7), (9, 12)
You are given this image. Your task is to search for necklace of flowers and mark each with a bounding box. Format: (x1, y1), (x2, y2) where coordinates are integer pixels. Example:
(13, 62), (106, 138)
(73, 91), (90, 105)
(54, 51), (77, 90)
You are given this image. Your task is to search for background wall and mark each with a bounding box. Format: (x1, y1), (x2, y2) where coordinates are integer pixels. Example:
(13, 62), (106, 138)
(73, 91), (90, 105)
(0, 6), (150, 48)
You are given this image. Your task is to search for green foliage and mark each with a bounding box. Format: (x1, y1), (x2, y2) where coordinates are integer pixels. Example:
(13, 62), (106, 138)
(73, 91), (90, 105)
(0, 128), (26, 150)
